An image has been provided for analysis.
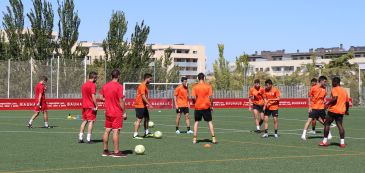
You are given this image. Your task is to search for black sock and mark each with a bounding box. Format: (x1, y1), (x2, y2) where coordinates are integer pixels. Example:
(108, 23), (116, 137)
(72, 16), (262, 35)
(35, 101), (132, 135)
(176, 127), (179, 131)
(187, 127), (190, 131)
(259, 120), (263, 126)
(264, 129), (268, 133)
(275, 129), (278, 134)
(312, 127), (315, 131)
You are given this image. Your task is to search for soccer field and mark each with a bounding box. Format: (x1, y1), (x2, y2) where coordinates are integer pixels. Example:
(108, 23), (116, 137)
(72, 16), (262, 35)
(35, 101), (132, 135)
(0, 108), (364, 173)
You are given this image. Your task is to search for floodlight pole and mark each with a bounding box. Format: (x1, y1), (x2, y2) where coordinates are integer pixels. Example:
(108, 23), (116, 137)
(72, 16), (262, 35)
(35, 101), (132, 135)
(7, 59), (10, 98)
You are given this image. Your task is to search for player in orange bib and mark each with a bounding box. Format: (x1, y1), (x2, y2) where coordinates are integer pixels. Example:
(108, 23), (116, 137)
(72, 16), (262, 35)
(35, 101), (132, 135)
(248, 79), (265, 132)
(262, 79), (280, 138)
(133, 73), (153, 139)
(301, 76), (332, 140)
(320, 77), (349, 148)
(192, 73), (217, 144)
(174, 77), (193, 134)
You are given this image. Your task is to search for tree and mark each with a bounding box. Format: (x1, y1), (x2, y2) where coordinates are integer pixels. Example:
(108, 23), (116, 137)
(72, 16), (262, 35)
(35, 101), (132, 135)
(124, 20), (152, 81)
(27, 0), (55, 60)
(2, 0), (25, 60)
(0, 30), (8, 60)
(213, 44), (231, 89)
(102, 11), (128, 79)
(57, 0), (85, 59)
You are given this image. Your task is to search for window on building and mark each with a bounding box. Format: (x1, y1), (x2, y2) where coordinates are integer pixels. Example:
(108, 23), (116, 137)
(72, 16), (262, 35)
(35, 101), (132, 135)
(265, 68), (270, 72)
(193, 51), (197, 54)
(293, 57), (298, 60)
(260, 68), (263, 72)
(306, 57), (310, 59)
(193, 58), (197, 62)
(255, 68), (259, 72)
(355, 54), (361, 57)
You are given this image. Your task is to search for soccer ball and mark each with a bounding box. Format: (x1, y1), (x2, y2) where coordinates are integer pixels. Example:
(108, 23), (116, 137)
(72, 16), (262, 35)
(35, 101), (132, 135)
(154, 131), (162, 139)
(134, 145), (145, 155)
(148, 121), (154, 128)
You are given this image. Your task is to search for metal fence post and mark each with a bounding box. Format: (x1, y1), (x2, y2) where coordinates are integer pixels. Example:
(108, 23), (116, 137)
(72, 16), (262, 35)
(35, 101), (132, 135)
(57, 56), (59, 98)
(30, 58), (33, 98)
(51, 57), (53, 97)
(7, 59), (10, 98)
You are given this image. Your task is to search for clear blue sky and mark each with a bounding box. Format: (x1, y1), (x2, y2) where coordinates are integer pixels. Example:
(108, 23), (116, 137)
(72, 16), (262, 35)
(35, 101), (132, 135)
(1, 0), (365, 71)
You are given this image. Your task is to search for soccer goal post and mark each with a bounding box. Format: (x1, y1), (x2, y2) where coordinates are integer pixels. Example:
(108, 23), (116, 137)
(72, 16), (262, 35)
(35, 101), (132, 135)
(123, 82), (181, 99)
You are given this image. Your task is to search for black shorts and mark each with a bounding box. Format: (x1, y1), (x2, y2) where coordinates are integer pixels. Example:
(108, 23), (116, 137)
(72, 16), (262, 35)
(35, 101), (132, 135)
(176, 107), (189, 114)
(135, 108), (150, 119)
(264, 110), (279, 117)
(327, 111), (343, 122)
(309, 109), (326, 119)
(252, 104), (264, 113)
(194, 109), (212, 122)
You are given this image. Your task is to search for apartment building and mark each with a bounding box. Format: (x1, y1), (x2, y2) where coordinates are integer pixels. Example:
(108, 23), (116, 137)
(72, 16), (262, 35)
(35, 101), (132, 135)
(79, 42), (206, 81)
(243, 45), (365, 76)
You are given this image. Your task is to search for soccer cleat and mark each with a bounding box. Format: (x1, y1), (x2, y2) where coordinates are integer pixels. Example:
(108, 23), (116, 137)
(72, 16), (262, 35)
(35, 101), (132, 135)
(274, 134), (279, 138)
(86, 141), (94, 144)
(187, 130), (194, 134)
(27, 123), (33, 128)
(301, 135), (306, 140)
(254, 129), (261, 133)
(101, 150), (112, 157)
(176, 130), (180, 134)
(133, 136), (144, 140)
(192, 136), (197, 144)
(307, 130), (316, 135)
(339, 144), (346, 148)
(144, 133), (154, 138)
(261, 133), (269, 138)
(78, 139), (84, 143)
(111, 152), (127, 158)
(319, 141), (329, 147)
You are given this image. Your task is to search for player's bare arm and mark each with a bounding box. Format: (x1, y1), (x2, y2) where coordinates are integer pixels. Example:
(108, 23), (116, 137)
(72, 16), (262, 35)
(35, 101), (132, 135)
(174, 95), (179, 109)
(325, 96), (337, 108)
(120, 97), (127, 120)
(92, 93), (98, 110)
(345, 101), (350, 115)
(210, 96), (214, 112)
(142, 94), (152, 108)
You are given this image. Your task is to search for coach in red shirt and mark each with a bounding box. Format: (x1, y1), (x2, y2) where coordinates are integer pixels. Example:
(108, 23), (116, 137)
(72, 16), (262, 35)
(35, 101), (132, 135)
(78, 72), (98, 144)
(99, 69), (127, 158)
(27, 76), (49, 128)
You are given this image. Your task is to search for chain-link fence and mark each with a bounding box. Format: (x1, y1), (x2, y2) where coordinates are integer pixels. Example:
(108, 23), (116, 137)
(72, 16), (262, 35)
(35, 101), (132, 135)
(0, 58), (85, 98)
(0, 58), (362, 105)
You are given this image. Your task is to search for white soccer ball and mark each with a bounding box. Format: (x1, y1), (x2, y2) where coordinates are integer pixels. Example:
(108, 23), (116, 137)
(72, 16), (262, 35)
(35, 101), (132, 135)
(148, 121), (154, 128)
(154, 131), (162, 139)
(134, 145), (145, 155)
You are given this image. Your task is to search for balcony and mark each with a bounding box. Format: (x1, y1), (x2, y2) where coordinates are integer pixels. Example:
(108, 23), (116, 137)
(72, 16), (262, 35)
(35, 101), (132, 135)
(174, 62), (198, 67)
(179, 70), (198, 75)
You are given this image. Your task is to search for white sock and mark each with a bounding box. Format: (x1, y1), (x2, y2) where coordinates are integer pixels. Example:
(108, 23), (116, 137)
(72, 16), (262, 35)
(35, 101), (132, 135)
(256, 126), (260, 130)
(133, 132), (138, 137)
(323, 138), (328, 143)
(44, 122), (48, 127)
(328, 131), (332, 137)
(302, 130), (307, 136)
(87, 134), (91, 142)
(29, 119), (33, 124)
(145, 129), (149, 134)
(340, 139), (345, 144)
(79, 133), (83, 140)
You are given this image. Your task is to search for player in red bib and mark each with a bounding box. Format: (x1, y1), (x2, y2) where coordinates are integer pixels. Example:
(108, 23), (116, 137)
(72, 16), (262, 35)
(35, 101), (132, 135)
(99, 70), (127, 157)
(27, 76), (50, 128)
(78, 72), (98, 144)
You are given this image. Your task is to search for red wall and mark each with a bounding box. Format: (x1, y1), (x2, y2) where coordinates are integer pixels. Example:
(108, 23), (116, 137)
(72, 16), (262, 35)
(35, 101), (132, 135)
(0, 98), (353, 110)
